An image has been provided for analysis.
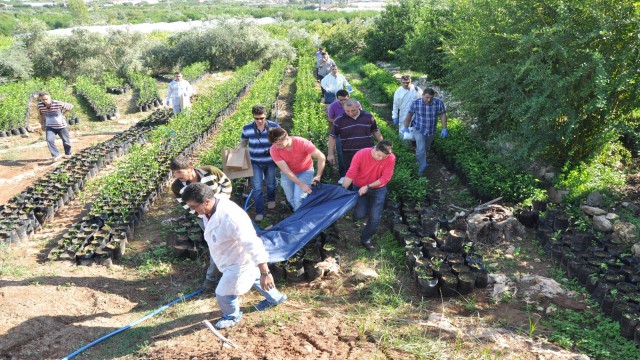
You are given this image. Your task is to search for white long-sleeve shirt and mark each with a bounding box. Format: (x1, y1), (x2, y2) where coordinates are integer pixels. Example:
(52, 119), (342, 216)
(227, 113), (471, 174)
(202, 197), (269, 295)
(393, 85), (422, 122)
(321, 73), (351, 94)
(166, 79), (194, 101)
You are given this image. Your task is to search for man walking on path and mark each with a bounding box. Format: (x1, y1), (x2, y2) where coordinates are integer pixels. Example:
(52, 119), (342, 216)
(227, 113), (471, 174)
(320, 65), (353, 105)
(392, 75), (422, 137)
(341, 140), (396, 250)
(401, 88), (448, 176)
(240, 105), (281, 222)
(182, 183), (287, 330)
(37, 91), (73, 163)
(328, 99), (383, 184)
(166, 71), (195, 114)
(327, 90), (361, 180)
(170, 155), (232, 291)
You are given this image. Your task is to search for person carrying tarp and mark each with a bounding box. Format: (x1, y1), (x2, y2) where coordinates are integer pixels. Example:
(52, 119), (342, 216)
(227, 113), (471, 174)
(182, 183), (287, 329)
(341, 140), (396, 250)
(268, 127), (326, 211)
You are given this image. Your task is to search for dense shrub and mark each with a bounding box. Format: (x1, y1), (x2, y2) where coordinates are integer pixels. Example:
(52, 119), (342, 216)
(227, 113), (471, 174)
(444, 0), (640, 168)
(143, 22), (296, 73)
(180, 61), (209, 82)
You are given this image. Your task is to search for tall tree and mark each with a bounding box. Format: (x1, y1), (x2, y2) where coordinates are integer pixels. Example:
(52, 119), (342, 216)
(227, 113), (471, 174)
(67, 0), (90, 26)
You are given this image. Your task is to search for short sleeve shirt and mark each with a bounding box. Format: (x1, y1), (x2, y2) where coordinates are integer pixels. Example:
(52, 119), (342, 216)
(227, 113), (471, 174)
(270, 136), (317, 174)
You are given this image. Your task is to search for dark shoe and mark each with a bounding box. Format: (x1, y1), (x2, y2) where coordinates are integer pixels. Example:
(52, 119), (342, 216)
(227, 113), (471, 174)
(202, 278), (218, 291)
(361, 241), (375, 250)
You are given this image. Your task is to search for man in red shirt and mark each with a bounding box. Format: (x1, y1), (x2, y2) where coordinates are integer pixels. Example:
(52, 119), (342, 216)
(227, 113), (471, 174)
(268, 127), (326, 211)
(341, 140), (396, 250)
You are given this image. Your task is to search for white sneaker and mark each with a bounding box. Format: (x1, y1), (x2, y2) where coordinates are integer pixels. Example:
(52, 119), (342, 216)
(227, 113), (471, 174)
(267, 201), (276, 209)
(64, 154), (72, 159)
(51, 156), (62, 163)
(338, 177), (345, 185)
(255, 214), (264, 221)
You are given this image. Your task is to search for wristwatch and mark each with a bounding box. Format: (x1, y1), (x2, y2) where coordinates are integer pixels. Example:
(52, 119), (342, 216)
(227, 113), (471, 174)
(366, 184), (372, 189)
(260, 271), (271, 276)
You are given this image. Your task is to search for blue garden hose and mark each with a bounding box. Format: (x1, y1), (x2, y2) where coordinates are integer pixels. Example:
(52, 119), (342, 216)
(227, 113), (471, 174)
(61, 289), (203, 360)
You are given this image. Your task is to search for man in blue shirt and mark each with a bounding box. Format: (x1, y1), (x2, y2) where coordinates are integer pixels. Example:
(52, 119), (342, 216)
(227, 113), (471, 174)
(240, 105), (281, 221)
(402, 88), (448, 176)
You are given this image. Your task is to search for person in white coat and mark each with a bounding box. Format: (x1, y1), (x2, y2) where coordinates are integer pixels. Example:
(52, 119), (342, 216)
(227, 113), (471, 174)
(392, 75), (422, 137)
(182, 183), (287, 329)
(165, 72), (195, 114)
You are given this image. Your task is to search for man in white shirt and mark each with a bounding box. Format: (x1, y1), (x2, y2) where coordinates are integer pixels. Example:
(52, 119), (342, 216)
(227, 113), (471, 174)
(392, 75), (422, 136)
(182, 183), (287, 329)
(165, 72), (195, 114)
(321, 65), (353, 105)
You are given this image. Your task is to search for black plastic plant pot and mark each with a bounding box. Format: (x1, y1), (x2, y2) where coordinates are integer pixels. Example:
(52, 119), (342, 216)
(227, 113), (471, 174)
(442, 230), (467, 252)
(457, 272), (476, 295)
(472, 268), (489, 288)
(75, 117), (81, 124)
(451, 264), (470, 275)
(285, 263), (305, 282)
(438, 271), (459, 297)
(611, 302), (636, 323)
(68, 118), (76, 125)
(268, 262), (287, 282)
(600, 295), (615, 316)
(532, 200), (547, 212)
(591, 283), (612, 304)
(553, 214), (570, 231)
(620, 311), (640, 340)
(0, 131), (7, 137)
(11, 128), (20, 136)
(302, 259), (322, 281)
(570, 233), (591, 252)
(517, 210), (539, 228)
(417, 274), (439, 298)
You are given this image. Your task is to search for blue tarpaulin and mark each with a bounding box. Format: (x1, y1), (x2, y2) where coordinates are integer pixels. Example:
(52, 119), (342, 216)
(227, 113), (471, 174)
(258, 183), (358, 262)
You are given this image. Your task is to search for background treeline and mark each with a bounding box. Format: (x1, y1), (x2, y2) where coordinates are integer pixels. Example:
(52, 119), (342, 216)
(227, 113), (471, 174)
(0, 1), (375, 35)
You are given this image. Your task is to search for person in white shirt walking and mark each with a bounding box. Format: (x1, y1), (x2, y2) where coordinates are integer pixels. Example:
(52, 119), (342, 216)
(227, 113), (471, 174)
(165, 72), (195, 114)
(392, 75), (422, 137)
(321, 65), (353, 105)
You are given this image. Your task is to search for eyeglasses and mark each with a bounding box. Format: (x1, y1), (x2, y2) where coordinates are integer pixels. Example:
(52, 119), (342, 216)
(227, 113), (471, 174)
(401, 82), (410, 84)
(254, 117), (266, 121)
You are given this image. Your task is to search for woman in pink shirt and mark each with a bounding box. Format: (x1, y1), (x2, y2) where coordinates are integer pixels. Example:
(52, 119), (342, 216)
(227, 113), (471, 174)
(268, 128), (326, 211)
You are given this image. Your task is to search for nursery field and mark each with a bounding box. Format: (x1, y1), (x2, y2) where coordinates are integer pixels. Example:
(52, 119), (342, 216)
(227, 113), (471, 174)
(2, 59), (636, 360)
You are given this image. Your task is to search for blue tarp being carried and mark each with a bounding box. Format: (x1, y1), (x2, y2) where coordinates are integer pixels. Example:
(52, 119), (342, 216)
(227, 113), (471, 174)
(258, 184), (358, 262)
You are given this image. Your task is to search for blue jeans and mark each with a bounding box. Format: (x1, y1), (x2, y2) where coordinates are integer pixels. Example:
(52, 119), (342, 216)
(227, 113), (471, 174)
(354, 186), (387, 244)
(216, 276), (285, 319)
(251, 163), (277, 215)
(280, 168), (314, 211)
(46, 126), (71, 158)
(335, 137), (346, 177)
(413, 131), (435, 174)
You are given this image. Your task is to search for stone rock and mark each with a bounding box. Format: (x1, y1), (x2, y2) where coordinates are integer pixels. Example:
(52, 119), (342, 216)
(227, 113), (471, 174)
(605, 213), (618, 220)
(353, 267), (379, 281)
(580, 205), (607, 216)
(517, 276), (566, 303)
(622, 201), (630, 207)
(489, 273), (509, 285)
(547, 187), (568, 203)
(586, 191), (604, 207)
(592, 215), (613, 232)
(613, 222), (638, 244)
(632, 243), (640, 258)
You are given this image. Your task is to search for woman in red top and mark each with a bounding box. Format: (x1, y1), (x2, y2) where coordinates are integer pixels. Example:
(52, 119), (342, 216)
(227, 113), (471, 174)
(268, 128), (326, 211)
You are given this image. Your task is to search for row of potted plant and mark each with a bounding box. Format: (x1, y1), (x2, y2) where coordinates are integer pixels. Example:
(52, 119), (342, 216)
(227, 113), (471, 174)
(102, 71), (131, 95)
(127, 72), (162, 112)
(48, 62), (264, 263)
(180, 61), (209, 83)
(536, 211), (640, 341)
(75, 75), (119, 120)
(0, 108), (174, 246)
(0, 79), (46, 135)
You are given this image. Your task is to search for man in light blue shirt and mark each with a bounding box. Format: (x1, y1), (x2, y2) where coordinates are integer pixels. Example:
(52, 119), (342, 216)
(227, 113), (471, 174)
(402, 88), (448, 176)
